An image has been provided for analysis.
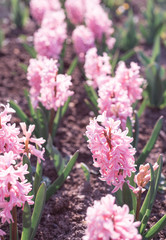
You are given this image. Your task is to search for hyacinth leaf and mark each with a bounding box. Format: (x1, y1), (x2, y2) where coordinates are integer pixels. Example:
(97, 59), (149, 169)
(84, 84), (98, 113)
(143, 214), (166, 239)
(133, 112), (139, 149)
(84, 99), (98, 116)
(19, 63), (28, 73)
(62, 96), (71, 118)
(126, 117), (133, 138)
(24, 89), (35, 119)
(33, 160), (43, 198)
(110, 50), (119, 75)
(46, 135), (65, 176)
(46, 150), (79, 201)
(136, 116), (163, 170)
(120, 49), (135, 62)
(30, 183), (46, 240)
(137, 97), (148, 118)
(114, 189), (123, 207)
(128, 173), (137, 214)
(81, 163), (90, 182)
(23, 43), (36, 58)
(139, 164), (155, 234)
(58, 41), (66, 74)
(52, 107), (62, 138)
(23, 155), (33, 186)
(67, 56), (78, 75)
(36, 108), (48, 140)
(9, 100), (30, 125)
(122, 182), (133, 212)
(151, 36), (160, 63)
(137, 51), (151, 67)
(21, 202), (31, 240)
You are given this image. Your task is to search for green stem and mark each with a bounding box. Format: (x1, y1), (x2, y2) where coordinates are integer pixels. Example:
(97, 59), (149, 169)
(11, 206), (18, 240)
(136, 190), (142, 221)
(49, 109), (55, 135)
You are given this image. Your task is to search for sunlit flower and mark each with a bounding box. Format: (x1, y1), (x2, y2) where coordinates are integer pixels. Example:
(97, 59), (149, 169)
(86, 112), (136, 192)
(65, 0), (85, 25)
(84, 194), (142, 240)
(41, 9), (66, 30)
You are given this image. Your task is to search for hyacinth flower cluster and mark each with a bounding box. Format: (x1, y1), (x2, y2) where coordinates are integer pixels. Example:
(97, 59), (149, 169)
(84, 48), (144, 129)
(84, 194), (142, 240)
(86, 112), (136, 192)
(0, 104), (46, 237)
(30, 0), (67, 59)
(65, 0), (115, 61)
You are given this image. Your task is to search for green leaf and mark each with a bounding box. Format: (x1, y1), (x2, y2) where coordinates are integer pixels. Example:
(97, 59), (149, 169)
(23, 43), (36, 58)
(136, 116), (163, 170)
(67, 57), (78, 75)
(114, 189), (123, 206)
(120, 49), (135, 62)
(61, 96), (71, 118)
(36, 107), (48, 139)
(84, 84), (98, 113)
(137, 51), (151, 66)
(84, 99), (98, 116)
(33, 160), (43, 198)
(151, 36), (161, 63)
(9, 100), (30, 124)
(122, 182), (133, 212)
(19, 63), (28, 73)
(52, 107), (62, 138)
(46, 151), (79, 201)
(137, 97), (148, 118)
(23, 155), (33, 186)
(30, 183), (46, 240)
(126, 117), (133, 138)
(21, 202), (31, 240)
(139, 164), (155, 233)
(143, 214), (166, 239)
(133, 112), (139, 149)
(81, 163), (90, 182)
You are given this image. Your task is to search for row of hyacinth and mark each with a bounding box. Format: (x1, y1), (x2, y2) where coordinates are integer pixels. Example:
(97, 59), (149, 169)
(0, 104), (46, 237)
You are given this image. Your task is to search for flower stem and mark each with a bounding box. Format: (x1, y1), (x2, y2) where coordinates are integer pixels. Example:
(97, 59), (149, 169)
(136, 190), (142, 221)
(11, 206), (18, 240)
(49, 108), (55, 135)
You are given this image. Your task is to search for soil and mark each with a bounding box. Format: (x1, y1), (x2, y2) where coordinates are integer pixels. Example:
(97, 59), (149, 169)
(0, 1), (166, 240)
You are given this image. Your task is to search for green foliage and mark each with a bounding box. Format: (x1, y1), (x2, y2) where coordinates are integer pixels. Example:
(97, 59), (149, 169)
(84, 84), (99, 116)
(0, 29), (4, 49)
(10, 0), (29, 29)
(81, 163), (90, 182)
(140, 0), (166, 45)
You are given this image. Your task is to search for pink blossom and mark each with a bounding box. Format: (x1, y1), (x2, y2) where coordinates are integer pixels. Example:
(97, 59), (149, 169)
(30, 0), (61, 23)
(133, 162), (159, 195)
(41, 9), (66, 30)
(0, 104), (23, 155)
(85, 4), (115, 49)
(20, 123), (45, 163)
(84, 194), (142, 240)
(0, 151), (33, 224)
(65, 0), (85, 25)
(72, 25), (95, 62)
(0, 229), (6, 237)
(39, 72), (73, 111)
(84, 47), (111, 88)
(98, 78), (133, 130)
(86, 112), (136, 192)
(34, 25), (67, 59)
(27, 57), (58, 108)
(115, 62), (144, 104)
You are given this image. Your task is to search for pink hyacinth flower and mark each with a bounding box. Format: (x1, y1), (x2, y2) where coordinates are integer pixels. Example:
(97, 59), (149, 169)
(115, 61), (144, 104)
(20, 123), (45, 163)
(98, 78), (133, 130)
(133, 162), (159, 195)
(41, 9), (66, 30)
(84, 47), (111, 88)
(34, 25), (67, 59)
(65, 0), (85, 25)
(72, 25), (95, 62)
(0, 151), (33, 224)
(27, 57), (58, 108)
(86, 112), (136, 192)
(85, 4), (115, 49)
(30, 0), (61, 23)
(0, 229), (6, 237)
(84, 194), (142, 240)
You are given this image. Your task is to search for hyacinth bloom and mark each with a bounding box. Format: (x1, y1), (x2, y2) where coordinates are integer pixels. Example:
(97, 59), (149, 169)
(84, 194), (142, 240)
(85, 4), (115, 49)
(84, 47), (111, 88)
(65, 0), (85, 25)
(34, 23), (67, 59)
(133, 162), (159, 195)
(30, 0), (61, 23)
(41, 9), (66, 30)
(20, 123), (45, 163)
(86, 112), (136, 192)
(72, 25), (95, 62)
(98, 78), (133, 130)
(27, 57), (58, 108)
(0, 229), (6, 237)
(115, 61), (144, 104)
(0, 104), (23, 155)
(0, 151), (33, 224)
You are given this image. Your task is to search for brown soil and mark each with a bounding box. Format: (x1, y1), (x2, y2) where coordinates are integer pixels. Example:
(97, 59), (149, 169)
(0, 1), (166, 239)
